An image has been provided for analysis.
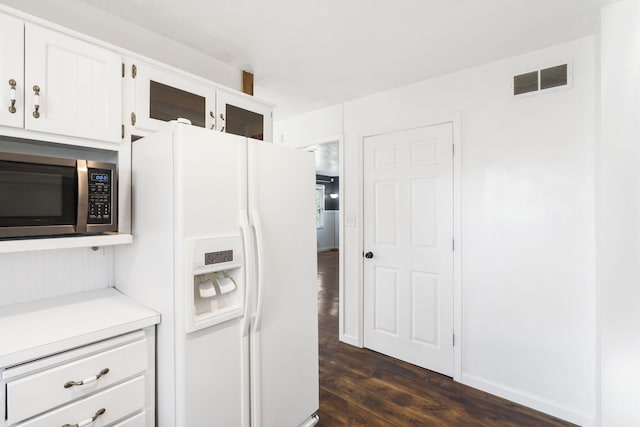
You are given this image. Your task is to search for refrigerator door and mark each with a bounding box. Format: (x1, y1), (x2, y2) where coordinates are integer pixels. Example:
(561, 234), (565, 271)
(248, 141), (319, 426)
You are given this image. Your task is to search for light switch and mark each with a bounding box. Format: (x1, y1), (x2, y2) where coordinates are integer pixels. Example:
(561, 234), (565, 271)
(345, 214), (356, 227)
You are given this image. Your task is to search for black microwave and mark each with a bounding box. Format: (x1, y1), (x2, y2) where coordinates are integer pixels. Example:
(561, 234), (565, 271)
(0, 151), (117, 238)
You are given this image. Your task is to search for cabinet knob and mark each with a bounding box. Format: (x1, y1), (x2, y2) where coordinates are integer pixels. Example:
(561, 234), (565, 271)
(32, 85), (40, 119)
(210, 111), (215, 130)
(8, 79), (16, 114)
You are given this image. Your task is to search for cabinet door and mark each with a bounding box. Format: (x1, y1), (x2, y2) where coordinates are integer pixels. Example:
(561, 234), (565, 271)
(132, 62), (215, 136)
(216, 89), (273, 142)
(24, 23), (122, 143)
(0, 12), (24, 129)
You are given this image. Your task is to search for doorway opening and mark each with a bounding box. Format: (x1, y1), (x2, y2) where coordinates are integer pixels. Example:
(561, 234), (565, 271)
(303, 138), (344, 341)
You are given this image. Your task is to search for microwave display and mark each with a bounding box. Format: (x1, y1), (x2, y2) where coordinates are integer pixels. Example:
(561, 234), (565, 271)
(92, 173), (110, 182)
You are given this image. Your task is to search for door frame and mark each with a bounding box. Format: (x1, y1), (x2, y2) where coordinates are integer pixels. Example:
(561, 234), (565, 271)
(301, 135), (345, 343)
(358, 113), (462, 380)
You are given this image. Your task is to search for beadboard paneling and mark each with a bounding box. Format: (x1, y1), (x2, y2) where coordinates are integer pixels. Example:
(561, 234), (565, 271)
(0, 247), (114, 307)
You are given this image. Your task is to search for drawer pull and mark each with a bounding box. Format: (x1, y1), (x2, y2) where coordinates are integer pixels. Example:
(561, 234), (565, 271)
(62, 407), (106, 427)
(64, 368), (110, 388)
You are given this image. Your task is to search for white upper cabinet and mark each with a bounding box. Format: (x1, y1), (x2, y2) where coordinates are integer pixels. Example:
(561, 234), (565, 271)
(0, 7), (273, 146)
(24, 23), (122, 143)
(0, 13), (24, 129)
(216, 89), (272, 142)
(131, 62), (215, 136)
(129, 60), (273, 141)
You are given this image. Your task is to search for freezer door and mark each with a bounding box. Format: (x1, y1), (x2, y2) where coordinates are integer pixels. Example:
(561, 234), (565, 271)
(171, 125), (252, 427)
(248, 141), (319, 426)
(173, 125), (247, 238)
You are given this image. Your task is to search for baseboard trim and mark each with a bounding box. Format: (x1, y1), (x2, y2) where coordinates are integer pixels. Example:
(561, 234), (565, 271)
(460, 373), (593, 427)
(317, 246), (338, 252)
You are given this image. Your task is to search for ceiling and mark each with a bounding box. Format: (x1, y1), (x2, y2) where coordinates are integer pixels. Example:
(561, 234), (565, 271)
(76, 0), (612, 120)
(305, 142), (340, 176)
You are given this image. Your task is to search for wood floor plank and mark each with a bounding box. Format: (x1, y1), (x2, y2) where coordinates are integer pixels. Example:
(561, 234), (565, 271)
(316, 250), (575, 427)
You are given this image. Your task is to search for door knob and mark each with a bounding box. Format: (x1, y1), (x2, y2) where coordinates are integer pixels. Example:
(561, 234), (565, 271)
(364, 251), (373, 259)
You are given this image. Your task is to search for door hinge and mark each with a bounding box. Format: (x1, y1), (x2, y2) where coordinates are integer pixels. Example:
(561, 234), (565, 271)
(131, 112), (136, 126)
(121, 63), (125, 78)
(121, 124), (125, 139)
(452, 144), (455, 156)
(452, 239), (455, 251)
(131, 64), (137, 79)
(453, 333), (455, 346)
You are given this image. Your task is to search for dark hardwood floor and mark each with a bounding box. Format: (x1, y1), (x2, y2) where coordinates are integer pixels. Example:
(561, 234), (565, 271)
(316, 250), (575, 427)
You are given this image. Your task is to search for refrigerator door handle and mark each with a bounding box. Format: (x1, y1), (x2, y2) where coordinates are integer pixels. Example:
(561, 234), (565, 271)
(251, 209), (265, 333)
(239, 209), (254, 337)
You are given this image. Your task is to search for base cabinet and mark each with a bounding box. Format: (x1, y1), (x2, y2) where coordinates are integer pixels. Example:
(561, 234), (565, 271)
(0, 289), (159, 427)
(13, 377), (145, 427)
(2, 331), (152, 427)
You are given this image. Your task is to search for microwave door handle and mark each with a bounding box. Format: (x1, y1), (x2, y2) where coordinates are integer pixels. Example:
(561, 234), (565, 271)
(76, 160), (88, 233)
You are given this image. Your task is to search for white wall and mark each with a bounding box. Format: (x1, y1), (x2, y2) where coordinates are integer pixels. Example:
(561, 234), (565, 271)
(598, 1), (640, 426)
(276, 37), (596, 425)
(0, 247), (114, 307)
(0, 0), (241, 90)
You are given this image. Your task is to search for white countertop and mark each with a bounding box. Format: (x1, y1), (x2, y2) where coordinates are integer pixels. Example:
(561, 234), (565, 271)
(0, 288), (160, 367)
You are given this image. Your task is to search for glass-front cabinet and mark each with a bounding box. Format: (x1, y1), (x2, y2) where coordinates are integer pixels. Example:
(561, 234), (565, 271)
(216, 89), (273, 142)
(131, 63), (215, 136)
(130, 61), (272, 141)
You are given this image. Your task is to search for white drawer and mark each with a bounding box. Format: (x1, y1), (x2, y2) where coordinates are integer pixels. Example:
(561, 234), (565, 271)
(112, 411), (146, 427)
(6, 339), (147, 424)
(14, 375), (145, 427)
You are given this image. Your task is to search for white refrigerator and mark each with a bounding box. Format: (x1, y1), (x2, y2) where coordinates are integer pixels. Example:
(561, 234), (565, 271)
(116, 122), (319, 427)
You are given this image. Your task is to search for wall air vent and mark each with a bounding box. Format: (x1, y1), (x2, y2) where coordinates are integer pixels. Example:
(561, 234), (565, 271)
(513, 62), (571, 96)
(514, 71), (539, 95)
(540, 64), (568, 90)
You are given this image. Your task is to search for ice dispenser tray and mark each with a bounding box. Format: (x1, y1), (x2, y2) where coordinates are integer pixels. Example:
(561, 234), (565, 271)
(185, 236), (244, 333)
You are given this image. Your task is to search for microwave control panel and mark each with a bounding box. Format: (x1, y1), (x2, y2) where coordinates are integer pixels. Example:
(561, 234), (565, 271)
(87, 168), (113, 224)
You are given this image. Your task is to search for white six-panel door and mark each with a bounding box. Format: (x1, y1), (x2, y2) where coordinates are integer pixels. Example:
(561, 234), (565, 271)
(363, 122), (454, 376)
(24, 23), (121, 142)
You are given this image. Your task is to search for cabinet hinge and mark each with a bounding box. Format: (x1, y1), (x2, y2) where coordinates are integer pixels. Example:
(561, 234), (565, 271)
(452, 144), (455, 156)
(121, 63), (125, 78)
(121, 124), (125, 139)
(131, 112), (136, 126)
(452, 239), (455, 251)
(453, 333), (455, 346)
(131, 64), (137, 79)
